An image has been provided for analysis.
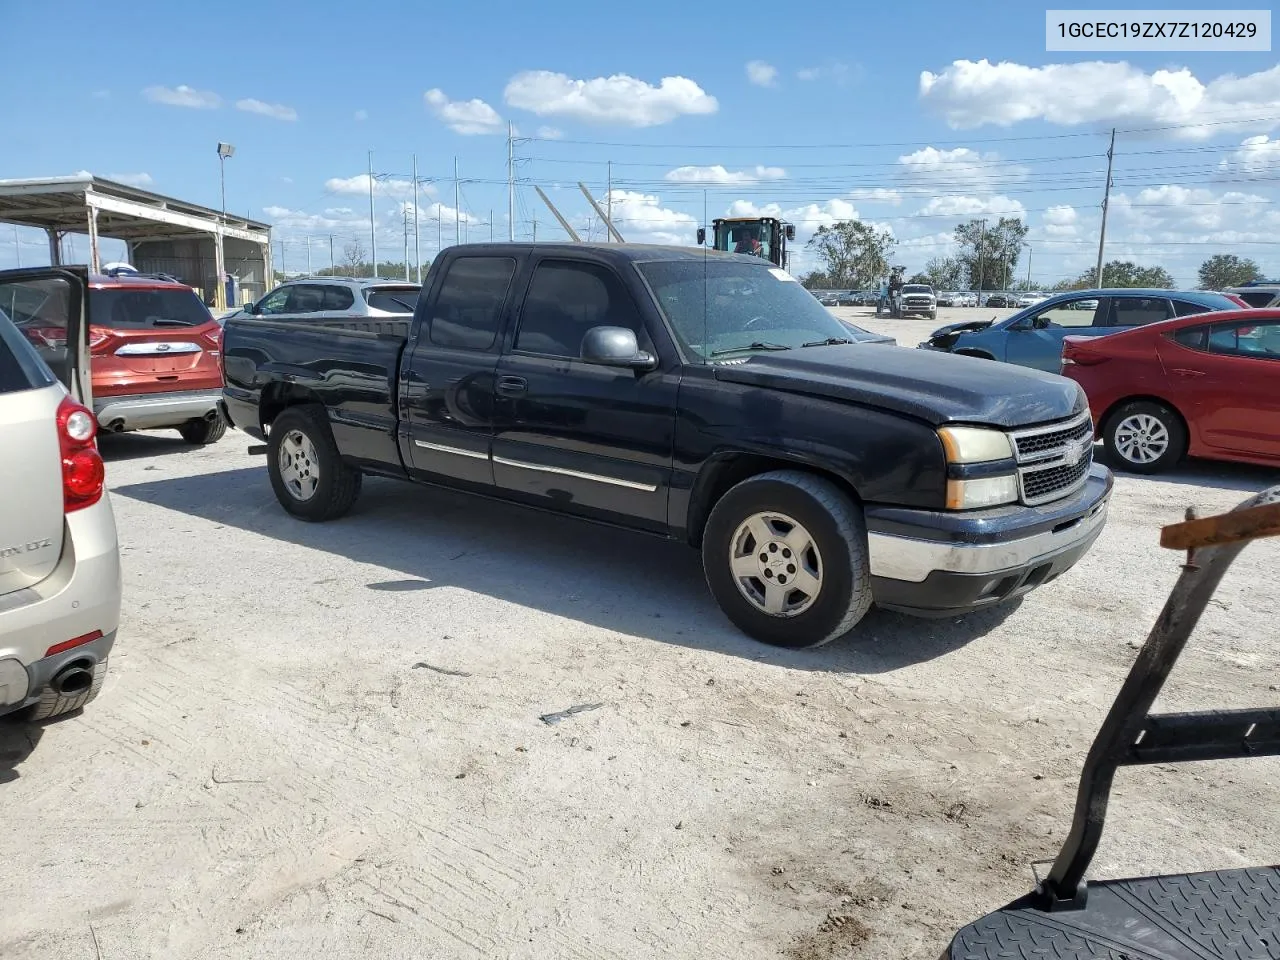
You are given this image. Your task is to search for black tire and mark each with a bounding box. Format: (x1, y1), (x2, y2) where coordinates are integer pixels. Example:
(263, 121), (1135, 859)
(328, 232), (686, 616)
(267, 405), (362, 521)
(178, 414), (227, 445)
(29, 659), (107, 721)
(701, 470), (872, 649)
(1103, 400), (1187, 475)
(929, 309), (937, 322)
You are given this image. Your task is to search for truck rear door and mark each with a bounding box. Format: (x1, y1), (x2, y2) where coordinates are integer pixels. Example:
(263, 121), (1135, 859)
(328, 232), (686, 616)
(399, 254), (519, 486)
(0, 267), (91, 597)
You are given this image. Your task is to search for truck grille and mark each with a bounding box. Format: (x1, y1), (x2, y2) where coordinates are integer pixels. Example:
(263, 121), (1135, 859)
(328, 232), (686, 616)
(1009, 412), (1094, 506)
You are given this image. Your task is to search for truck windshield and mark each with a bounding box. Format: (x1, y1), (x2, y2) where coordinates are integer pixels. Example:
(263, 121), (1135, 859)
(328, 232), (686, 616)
(638, 259), (856, 360)
(903, 285), (931, 294)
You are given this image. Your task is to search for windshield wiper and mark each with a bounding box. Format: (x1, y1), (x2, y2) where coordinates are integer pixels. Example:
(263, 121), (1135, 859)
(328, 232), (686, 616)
(800, 337), (855, 348)
(150, 318), (197, 327)
(710, 341), (792, 357)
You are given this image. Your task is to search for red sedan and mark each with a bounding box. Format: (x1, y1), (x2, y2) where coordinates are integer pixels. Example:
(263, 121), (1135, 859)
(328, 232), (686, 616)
(1062, 308), (1280, 474)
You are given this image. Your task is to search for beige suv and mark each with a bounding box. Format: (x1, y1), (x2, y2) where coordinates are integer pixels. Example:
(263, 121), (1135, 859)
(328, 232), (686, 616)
(0, 267), (120, 720)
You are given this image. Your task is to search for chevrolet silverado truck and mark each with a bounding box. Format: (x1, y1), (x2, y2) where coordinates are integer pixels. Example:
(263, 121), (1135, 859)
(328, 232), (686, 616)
(221, 244), (1112, 649)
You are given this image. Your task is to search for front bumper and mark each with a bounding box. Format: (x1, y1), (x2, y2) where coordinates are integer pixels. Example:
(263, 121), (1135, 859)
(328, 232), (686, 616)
(95, 390), (222, 431)
(865, 465), (1112, 617)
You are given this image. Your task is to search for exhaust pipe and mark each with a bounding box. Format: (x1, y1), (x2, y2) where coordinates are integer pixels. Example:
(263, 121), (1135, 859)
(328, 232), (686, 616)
(203, 409), (220, 423)
(51, 664), (94, 696)
(106, 418), (126, 433)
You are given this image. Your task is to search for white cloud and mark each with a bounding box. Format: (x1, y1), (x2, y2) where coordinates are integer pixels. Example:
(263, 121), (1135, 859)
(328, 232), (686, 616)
(745, 61), (777, 87)
(915, 194), (1027, 219)
(424, 88), (504, 135)
(504, 70), (717, 127)
(601, 189), (697, 245)
(91, 90), (110, 100)
(1041, 204), (1080, 237)
(897, 146), (1027, 192)
(664, 164), (787, 184)
(106, 172), (153, 188)
(142, 84), (221, 109)
(920, 60), (1280, 138)
(536, 126), (563, 139)
(236, 98), (297, 121)
(1220, 134), (1280, 174)
(847, 187), (903, 205)
(354, 109), (368, 122)
(324, 175), (432, 199)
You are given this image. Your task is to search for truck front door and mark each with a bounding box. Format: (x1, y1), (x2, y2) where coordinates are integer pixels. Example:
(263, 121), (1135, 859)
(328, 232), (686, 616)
(490, 257), (678, 532)
(399, 255), (518, 487)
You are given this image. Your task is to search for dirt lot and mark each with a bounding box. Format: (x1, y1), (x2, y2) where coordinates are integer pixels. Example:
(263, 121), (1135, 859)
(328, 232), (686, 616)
(2, 306), (1277, 960)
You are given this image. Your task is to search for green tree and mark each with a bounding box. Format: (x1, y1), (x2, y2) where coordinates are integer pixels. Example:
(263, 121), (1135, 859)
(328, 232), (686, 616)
(907, 272), (931, 285)
(805, 221), (895, 289)
(1075, 260), (1174, 288)
(953, 217), (1028, 291)
(922, 256), (964, 290)
(1197, 253), (1262, 290)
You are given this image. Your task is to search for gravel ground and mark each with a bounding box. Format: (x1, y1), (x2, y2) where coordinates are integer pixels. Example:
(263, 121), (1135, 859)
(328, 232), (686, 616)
(2, 306), (1277, 960)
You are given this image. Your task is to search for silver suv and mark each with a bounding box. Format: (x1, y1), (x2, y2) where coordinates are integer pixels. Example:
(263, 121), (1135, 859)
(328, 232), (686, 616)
(227, 276), (420, 323)
(0, 268), (121, 720)
(1224, 282), (1280, 308)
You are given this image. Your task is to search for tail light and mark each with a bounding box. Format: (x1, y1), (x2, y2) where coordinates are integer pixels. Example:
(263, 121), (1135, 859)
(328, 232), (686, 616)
(56, 395), (105, 512)
(202, 325), (222, 348)
(88, 326), (111, 353)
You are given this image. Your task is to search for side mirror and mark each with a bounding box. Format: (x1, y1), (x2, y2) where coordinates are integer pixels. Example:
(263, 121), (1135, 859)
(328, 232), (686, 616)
(784, 224), (796, 241)
(696, 227), (706, 245)
(247, 301), (261, 316)
(581, 326), (657, 371)
(1032, 315), (1051, 330)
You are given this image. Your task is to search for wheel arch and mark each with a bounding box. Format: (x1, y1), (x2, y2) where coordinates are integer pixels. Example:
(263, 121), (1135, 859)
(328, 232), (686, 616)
(1099, 394), (1191, 440)
(259, 381), (326, 433)
(685, 451), (862, 548)
(954, 348), (996, 361)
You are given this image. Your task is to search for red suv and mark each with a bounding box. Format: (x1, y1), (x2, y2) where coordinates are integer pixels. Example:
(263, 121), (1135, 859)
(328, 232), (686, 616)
(14, 271), (226, 444)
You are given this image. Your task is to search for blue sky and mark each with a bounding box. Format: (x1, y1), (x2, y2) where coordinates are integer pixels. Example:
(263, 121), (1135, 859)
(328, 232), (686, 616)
(3, 0), (1278, 285)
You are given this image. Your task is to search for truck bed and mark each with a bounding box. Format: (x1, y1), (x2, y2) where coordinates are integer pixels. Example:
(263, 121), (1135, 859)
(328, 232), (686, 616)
(950, 865), (1280, 959)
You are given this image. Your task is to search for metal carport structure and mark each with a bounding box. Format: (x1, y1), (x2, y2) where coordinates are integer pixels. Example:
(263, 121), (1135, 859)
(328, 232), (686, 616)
(0, 175), (272, 310)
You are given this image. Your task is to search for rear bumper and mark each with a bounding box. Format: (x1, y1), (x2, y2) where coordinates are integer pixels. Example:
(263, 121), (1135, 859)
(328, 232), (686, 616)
(95, 390), (222, 431)
(220, 390), (266, 441)
(0, 497), (122, 711)
(864, 465), (1112, 617)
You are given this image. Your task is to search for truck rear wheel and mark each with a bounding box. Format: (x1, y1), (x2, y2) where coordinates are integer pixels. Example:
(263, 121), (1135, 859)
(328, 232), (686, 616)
(701, 470), (872, 649)
(267, 405), (362, 521)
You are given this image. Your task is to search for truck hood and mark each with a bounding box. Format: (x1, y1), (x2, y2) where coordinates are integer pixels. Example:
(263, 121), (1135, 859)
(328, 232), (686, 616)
(711, 344), (1085, 428)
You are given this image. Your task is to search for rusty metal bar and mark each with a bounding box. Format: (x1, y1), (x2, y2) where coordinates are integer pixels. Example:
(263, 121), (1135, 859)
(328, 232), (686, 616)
(1160, 501), (1280, 551)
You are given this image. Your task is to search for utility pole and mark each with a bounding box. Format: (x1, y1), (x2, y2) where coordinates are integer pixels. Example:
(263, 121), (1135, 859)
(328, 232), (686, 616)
(532, 214), (537, 242)
(403, 205), (409, 280)
(329, 234), (334, 274)
(1026, 244), (1033, 288)
(1094, 127), (1116, 288)
(367, 150), (377, 278)
(489, 209), (494, 242)
(507, 122), (515, 242)
(278, 239), (286, 280)
(976, 218), (986, 303)
(607, 160), (613, 243)
(305, 236), (312, 276)
(412, 153), (421, 283)
(436, 208), (442, 256)
(453, 156), (460, 246)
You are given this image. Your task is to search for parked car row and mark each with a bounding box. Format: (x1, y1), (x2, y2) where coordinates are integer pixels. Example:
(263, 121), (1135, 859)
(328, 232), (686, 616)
(918, 287), (1278, 475)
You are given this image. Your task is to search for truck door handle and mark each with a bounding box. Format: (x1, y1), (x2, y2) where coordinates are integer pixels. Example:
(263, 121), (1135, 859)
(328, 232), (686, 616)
(496, 376), (528, 397)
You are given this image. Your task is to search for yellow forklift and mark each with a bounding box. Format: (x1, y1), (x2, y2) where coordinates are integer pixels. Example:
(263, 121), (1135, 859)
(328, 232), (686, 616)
(697, 217), (795, 271)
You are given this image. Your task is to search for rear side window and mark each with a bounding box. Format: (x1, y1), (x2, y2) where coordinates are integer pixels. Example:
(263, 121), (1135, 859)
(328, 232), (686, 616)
(89, 287), (212, 329)
(322, 286), (355, 311)
(428, 257), (516, 350)
(1172, 326), (1207, 350)
(1236, 291), (1276, 308)
(0, 308), (56, 394)
(1108, 297), (1172, 327)
(1172, 300), (1213, 317)
(365, 287), (419, 312)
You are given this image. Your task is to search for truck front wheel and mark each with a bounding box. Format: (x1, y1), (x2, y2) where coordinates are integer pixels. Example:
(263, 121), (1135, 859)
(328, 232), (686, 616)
(267, 405), (362, 521)
(701, 470), (872, 649)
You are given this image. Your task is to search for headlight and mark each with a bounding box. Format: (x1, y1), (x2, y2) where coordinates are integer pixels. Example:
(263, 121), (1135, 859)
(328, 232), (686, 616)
(937, 426), (1014, 464)
(946, 475), (1019, 509)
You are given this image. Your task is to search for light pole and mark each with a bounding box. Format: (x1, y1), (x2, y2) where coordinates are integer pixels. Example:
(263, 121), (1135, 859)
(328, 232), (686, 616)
(1024, 243), (1033, 289)
(216, 143), (235, 220)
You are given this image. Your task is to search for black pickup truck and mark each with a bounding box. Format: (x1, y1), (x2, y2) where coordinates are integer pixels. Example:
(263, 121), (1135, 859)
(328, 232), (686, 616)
(221, 243), (1112, 649)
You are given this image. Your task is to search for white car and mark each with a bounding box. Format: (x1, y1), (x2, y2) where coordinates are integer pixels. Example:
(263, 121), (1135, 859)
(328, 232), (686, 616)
(0, 267), (121, 720)
(1015, 292), (1048, 308)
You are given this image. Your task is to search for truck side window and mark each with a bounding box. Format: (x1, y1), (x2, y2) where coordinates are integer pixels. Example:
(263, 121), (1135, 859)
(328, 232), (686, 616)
(429, 257), (517, 350)
(515, 260), (648, 358)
